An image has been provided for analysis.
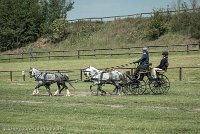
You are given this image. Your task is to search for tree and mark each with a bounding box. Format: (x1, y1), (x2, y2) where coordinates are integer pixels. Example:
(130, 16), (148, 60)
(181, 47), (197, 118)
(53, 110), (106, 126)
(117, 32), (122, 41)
(190, 0), (198, 11)
(40, 0), (74, 42)
(0, 0), (41, 50)
(0, 0), (74, 51)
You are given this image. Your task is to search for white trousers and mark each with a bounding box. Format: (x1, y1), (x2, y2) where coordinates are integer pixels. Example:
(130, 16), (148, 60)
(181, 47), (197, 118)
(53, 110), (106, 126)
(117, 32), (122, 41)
(151, 68), (163, 78)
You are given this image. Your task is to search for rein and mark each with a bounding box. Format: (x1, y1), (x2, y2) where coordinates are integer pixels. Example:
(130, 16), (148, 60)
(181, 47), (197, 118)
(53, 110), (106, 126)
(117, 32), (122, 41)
(90, 70), (102, 78)
(34, 72), (42, 81)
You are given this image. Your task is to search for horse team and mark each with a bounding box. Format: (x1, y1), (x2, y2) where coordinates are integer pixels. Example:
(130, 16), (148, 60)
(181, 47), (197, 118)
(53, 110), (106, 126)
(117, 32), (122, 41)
(29, 66), (129, 96)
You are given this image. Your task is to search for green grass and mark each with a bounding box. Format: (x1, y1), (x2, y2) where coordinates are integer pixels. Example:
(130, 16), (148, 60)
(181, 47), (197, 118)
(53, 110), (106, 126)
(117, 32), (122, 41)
(0, 52), (200, 133)
(0, 81), (200, 134)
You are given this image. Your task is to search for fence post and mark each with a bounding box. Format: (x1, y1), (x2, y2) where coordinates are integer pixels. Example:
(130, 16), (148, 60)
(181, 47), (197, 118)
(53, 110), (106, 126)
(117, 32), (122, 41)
(80, 69), (83, 81)
(10, 71), (12, 81)
(199, 42), (200, 51)
(78, 50), (80, 59)
(187, 45), (189, 55)
(48, 52), (51, 60)
(179, 67), (182, 81)
(9, 54), (11, 63)
(110, 48), (112, 57)
(21, 53), (23, 61)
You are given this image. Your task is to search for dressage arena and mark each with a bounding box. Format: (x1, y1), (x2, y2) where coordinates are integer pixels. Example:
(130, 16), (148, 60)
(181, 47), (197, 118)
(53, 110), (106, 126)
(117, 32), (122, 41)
(0, 53), (200, 133)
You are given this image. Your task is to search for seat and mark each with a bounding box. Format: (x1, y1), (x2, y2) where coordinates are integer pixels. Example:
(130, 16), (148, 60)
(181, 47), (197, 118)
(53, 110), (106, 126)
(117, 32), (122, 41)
(156, 70), (166, 74)
(139, 70), (150, 74)
(139, 63), (152, 74)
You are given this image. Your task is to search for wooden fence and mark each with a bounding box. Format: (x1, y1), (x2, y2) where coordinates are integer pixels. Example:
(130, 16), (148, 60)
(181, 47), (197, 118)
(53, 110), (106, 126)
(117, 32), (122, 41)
(0, 67), (199, 82)
(68, 8), (200, 22)
(0, 43), (199, 62)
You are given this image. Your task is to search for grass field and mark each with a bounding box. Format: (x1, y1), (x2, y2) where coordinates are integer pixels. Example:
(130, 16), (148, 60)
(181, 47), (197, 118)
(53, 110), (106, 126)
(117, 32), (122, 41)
(0, 52), (200, 134)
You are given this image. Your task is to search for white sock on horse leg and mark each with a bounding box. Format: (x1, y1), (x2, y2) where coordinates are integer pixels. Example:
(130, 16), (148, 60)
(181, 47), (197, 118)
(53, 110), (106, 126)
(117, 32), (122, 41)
(54, 90), (59, 95)
(66, 90), (71, 96)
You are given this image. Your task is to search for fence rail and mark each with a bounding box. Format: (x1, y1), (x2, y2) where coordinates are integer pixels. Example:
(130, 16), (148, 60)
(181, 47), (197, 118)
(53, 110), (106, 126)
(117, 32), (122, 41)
(0, 67), (199, 82)
(0, 43), (199, 62)
(68, 8), (200, 22)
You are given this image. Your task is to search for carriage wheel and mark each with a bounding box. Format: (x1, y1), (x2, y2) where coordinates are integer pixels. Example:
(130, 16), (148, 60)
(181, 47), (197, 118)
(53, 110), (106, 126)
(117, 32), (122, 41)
(129, 80), (146, 95)
(128, 81), (138, 95)
(159, 75), (170, 94)
(121, 84), (130, 95)
(148, 79), (162, 94)
(148, 75), (170, 94)
(136, 80), (147, 95)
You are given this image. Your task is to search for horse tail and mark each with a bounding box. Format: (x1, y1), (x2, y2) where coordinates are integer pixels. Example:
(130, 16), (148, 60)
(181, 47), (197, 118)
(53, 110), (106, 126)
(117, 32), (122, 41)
(63, 74), (76, 90)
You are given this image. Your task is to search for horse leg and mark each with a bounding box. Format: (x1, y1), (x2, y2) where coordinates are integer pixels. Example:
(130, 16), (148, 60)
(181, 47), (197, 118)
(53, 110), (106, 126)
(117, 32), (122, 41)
(54, 83), (61, 96)
(95, 84), (100, 96)
(96, 84), (103, 96)
(112, 87), (117, 94)
(98, 84), (106, 96)
(45, 84), (52, 96)
(90, 84), (95, 95)
(62, 83), (70, 96)
(32, 83), (42, 95)
(113, 82), (121, 95)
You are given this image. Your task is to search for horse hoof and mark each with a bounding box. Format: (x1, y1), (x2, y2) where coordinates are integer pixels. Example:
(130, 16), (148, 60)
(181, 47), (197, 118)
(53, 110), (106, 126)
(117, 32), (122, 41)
(101, 93), (106, 96)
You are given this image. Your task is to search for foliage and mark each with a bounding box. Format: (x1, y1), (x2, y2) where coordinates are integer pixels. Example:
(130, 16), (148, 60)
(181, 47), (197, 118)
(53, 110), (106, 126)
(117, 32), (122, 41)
(169, 0), (200, 38)
(170, 11), (200, 38)
(146, 10), (170, 40)
(48, 19), (70, 43)
(1, 0), (200, 53)
(0, 0), (74, 51)
(0, 0), (40, 50)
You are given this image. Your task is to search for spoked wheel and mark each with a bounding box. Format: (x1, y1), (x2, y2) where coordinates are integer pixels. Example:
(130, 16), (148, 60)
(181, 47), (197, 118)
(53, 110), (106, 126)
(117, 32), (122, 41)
(148, 75), (170, 94)
(128, 81), (138, 95)
(148, 79), (162, 94)
(128, 79), (147, 95)
(159, 75), (170, 94)
(137, 80), (147, 95)
(121, 84), (130, 95)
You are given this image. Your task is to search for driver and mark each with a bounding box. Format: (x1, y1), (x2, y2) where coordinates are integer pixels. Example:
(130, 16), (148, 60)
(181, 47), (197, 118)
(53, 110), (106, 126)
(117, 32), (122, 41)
(132, 47), (149, 79)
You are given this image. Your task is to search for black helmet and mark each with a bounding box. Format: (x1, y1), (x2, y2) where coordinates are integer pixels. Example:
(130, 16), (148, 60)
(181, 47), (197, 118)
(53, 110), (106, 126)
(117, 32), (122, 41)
(162, 51), (168, 56)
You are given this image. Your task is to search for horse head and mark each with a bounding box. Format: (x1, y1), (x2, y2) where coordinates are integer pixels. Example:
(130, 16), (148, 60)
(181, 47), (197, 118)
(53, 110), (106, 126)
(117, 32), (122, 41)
(84, 66), (99, 77)
(29, 67), (40, 78)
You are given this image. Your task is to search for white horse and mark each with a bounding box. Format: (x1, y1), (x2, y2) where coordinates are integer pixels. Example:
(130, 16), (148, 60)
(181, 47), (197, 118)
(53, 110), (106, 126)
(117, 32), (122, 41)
(84, 66), (126, 95)
(29, 67), (75, 96)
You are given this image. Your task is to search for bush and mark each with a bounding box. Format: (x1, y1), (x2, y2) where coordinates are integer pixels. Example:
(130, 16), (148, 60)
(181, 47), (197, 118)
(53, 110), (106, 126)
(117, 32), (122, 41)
(48, 19), (69, 43)
(170, 11), (200, 39)
(146, 10), (170, 40)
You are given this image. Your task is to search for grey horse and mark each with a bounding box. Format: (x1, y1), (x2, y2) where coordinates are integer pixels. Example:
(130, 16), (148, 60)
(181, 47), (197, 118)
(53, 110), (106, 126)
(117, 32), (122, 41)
(84, 66), (127, 95)
(29, 67), (75, 96)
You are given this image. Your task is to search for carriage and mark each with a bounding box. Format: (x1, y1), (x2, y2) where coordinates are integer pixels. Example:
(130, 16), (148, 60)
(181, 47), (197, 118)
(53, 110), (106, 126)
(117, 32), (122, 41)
(122, 63), (170, 95)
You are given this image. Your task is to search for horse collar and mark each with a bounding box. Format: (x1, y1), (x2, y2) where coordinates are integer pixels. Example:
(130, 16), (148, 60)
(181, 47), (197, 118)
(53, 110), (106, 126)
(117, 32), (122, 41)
(35, 72), (42, 80)
(91, 71), (99, 78)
